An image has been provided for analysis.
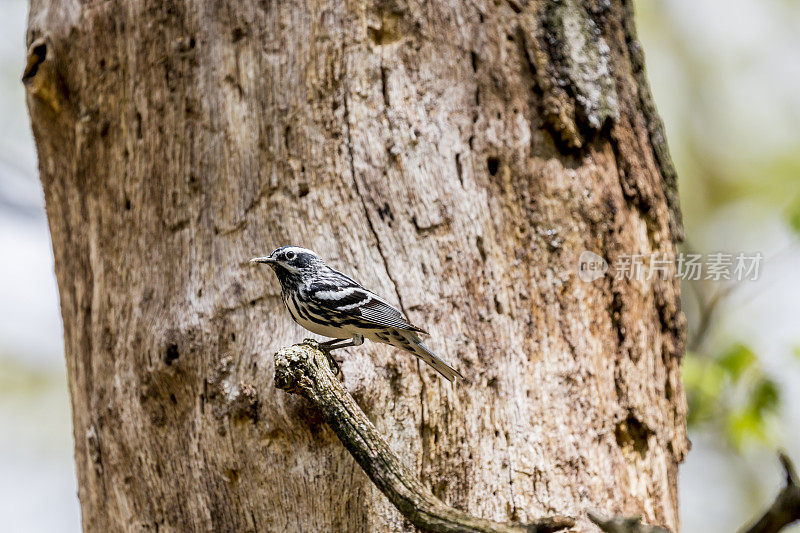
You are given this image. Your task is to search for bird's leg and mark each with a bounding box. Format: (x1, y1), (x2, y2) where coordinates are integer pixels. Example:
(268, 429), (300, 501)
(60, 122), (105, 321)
(314, 340), (343, 376)
(319, 334), (363, 351)
(318, 338), (350, 350)
(327, 353), (343, 377)
(317, 338), (347, 376)
(317, 335), (363, 376)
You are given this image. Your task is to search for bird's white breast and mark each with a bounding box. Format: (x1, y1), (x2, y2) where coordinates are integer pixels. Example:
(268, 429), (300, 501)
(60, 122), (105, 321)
(284, 292), (349, 339)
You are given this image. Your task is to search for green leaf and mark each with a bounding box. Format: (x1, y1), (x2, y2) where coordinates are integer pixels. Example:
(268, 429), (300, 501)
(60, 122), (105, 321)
(718, 343), (757, 381)
(726, 407), (766, 449)
(787, 195), (800, 236)
(750, 377), (780, 416)
(683, 354), (724, 427)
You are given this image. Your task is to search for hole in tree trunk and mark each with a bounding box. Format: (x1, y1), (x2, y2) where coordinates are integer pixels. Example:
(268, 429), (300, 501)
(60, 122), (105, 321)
(22, 39), (47, 82)
(487, 157), (500, 176)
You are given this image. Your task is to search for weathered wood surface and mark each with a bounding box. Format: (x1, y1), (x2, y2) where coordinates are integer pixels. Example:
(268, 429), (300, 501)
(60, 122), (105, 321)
(25, 0), (686, 531)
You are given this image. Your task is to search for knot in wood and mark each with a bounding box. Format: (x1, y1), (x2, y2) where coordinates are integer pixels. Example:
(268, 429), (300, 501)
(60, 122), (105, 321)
(274, 342), (323, 396)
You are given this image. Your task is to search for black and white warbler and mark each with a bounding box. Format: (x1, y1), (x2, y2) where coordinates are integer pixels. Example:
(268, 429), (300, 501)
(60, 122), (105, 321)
(251, 246), (463, 381)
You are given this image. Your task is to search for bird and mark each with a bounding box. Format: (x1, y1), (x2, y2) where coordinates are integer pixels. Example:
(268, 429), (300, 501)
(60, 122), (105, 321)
(250, 246), (463, 381)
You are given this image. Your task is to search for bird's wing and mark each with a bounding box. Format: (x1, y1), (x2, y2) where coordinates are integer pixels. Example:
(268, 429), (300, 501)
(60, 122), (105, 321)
(357, 294), (426, 333)
(307, 276), (426, 333)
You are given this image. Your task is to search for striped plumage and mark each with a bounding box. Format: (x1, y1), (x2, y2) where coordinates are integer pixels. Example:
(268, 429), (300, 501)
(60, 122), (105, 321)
(250, 246), (463, 381)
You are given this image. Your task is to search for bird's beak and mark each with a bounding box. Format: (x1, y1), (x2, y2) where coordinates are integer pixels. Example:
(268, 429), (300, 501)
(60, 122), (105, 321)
(250, 256), (276, 264)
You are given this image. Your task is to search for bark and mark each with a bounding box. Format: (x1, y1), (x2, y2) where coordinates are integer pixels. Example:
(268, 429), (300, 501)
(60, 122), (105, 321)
(25, 0), (687, 531)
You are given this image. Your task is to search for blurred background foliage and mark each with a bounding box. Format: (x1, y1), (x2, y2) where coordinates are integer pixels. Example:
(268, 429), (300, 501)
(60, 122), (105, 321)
(2, 0), (800, 531)
(683, 342), (781, 449)
(636, 0), (800, 529)
(637, 0), (800, 453)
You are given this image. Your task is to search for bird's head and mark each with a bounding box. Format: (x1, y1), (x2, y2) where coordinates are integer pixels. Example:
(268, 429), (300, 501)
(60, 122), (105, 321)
(250, 246), (322, 281)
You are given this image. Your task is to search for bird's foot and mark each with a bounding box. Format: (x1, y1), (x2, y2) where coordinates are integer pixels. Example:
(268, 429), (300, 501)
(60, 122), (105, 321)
(303, 338), (344, 378)
(326, 353), (343, 377)
(301, 338), (321, 349)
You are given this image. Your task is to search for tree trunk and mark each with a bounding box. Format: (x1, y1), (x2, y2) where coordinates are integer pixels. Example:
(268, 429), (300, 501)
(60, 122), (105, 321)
(25, 0), (687, 531)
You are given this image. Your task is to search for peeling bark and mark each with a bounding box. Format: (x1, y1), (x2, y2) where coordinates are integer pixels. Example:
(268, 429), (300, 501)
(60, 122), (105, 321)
(26, 0), (686, 531)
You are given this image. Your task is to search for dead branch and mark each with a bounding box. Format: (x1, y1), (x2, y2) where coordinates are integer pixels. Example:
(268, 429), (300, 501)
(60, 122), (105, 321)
(739, 452), (800, 533)
(273, 340), (574, 533)
(587, 511), (670, 533)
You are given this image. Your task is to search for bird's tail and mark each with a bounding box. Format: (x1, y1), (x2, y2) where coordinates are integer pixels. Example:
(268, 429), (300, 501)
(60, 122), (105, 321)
(403, 332), (464, 382)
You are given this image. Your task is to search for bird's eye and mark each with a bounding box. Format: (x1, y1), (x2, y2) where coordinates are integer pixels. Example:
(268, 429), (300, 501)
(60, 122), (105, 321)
(285, 251), (296, 261)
